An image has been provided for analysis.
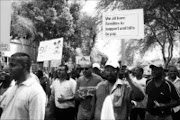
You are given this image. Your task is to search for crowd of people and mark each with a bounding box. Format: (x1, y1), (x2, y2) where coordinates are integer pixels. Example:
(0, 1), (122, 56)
(0, 52), (180, 120)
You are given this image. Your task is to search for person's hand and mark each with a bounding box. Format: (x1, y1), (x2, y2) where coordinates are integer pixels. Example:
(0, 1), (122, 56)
(80, 95), (87, 99)
(131, 101), (137, 107)
(124, 70), (133, 82)
(58, 95), (66, 103)
(79, 93), (92, 100)
(154, 101), (166, 110)
(77, 90), (86, 99)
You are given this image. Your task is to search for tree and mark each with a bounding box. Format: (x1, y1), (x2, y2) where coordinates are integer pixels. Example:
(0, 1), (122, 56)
(11, 0), (75, 62)
(78, 13), (98, 55)
(11, 0), (98, 64)
(11, 1), (36, 41)
(96, 0), (180, 67)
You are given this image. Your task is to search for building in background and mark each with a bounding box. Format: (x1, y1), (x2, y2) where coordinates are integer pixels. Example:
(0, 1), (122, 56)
(1, 39), (37, 67)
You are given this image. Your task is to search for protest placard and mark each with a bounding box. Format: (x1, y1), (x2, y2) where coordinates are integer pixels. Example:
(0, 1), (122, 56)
(76, 56), (91, 65)
(37, 38), (63, 61)
(103, 9), (144, 40)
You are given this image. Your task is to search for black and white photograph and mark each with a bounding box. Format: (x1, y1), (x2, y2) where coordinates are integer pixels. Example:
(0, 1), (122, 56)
(0, 0), (180, 120)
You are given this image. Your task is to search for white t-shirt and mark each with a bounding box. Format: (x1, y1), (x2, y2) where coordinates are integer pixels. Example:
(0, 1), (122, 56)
(132, 77), (147, 108)
(51, 78), (76, 109)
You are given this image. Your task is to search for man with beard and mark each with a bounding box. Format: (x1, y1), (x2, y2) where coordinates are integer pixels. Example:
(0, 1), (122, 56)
(90, 60), (144, 120)
(0, 52), (46, 120)
(166, 65), (180, 120)
(145, 63), (180, 120)
(75, 62), (103, 120)
(51, 65), (76, 120)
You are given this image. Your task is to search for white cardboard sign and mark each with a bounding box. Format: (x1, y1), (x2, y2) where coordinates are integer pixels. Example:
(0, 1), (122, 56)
(37, 38), (63, 61)
(76, 56), (91, 65)
(103, 9), (144, 40)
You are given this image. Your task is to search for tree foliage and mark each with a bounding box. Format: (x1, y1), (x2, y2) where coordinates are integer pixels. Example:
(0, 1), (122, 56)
(11, 1), (36, 40)
(97, 0), (180, 67)
(11, 0), (98, 63)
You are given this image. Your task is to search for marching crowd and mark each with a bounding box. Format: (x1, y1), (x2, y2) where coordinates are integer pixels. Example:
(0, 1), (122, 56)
(0, 52), (180, 120)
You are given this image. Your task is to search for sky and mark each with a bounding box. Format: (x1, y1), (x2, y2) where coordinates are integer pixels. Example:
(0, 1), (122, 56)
(81, 0), (98, 16)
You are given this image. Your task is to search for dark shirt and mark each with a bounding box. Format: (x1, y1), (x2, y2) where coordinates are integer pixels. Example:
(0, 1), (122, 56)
(146, 79), (180, 116)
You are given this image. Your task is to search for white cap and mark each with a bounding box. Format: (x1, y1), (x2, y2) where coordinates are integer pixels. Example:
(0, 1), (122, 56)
(149, 61), (163, 69)
(105, 60), (120, 68)
(92, 63), (100, 69)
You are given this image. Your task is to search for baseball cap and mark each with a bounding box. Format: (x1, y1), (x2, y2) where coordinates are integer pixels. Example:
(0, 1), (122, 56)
(149, 61), (163, 69)
(92, 63), (100, 69)
(105, 60), (120, 68)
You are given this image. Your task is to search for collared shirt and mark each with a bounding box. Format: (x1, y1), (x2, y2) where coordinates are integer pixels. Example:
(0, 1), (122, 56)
(9, 73), (39, 87)
(173, 77), (180, 94)
(51, 78), (76, 109)
(0, 76), (46, 120)
(95, 79), (132, 120)
(30, 72), (40, 83)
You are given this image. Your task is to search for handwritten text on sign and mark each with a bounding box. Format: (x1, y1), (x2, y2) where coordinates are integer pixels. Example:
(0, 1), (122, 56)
(37, 38), (63, 61)
(103, 9), (144, 39)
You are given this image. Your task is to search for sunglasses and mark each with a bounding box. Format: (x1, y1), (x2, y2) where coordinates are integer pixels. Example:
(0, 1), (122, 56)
(81, 67), (90, 71)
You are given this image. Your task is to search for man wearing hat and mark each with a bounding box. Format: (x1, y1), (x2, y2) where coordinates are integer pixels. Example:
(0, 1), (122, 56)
(75, 61), (103, 120)
(90, 60), (145, 120)
(92, 63), (102, 77)
(145, 62), (180, 120)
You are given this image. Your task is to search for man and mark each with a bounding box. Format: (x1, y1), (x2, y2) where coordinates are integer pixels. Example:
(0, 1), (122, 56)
(167, 65), (180, 120)
(130, 67), (147, 120)
(51, 64), (76, 120)
(0, 71), (11, 117)
(75, 62), (103, 120)
(36, 70), (46, 92)
(36, 70), (51, 98)
(92, 63), (102, 77)
(0, 52), (46, 120)
(145, 63), (180, 120)
(119, 65), (127, 79)
(90, 60), (144, 120)
(71, 64), (82, 80)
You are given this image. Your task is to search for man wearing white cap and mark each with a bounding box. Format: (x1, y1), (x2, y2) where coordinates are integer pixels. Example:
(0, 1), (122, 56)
(90, 60), (145, 120)
(145, 62), (180, 120)
(92, 63), (102, 77)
